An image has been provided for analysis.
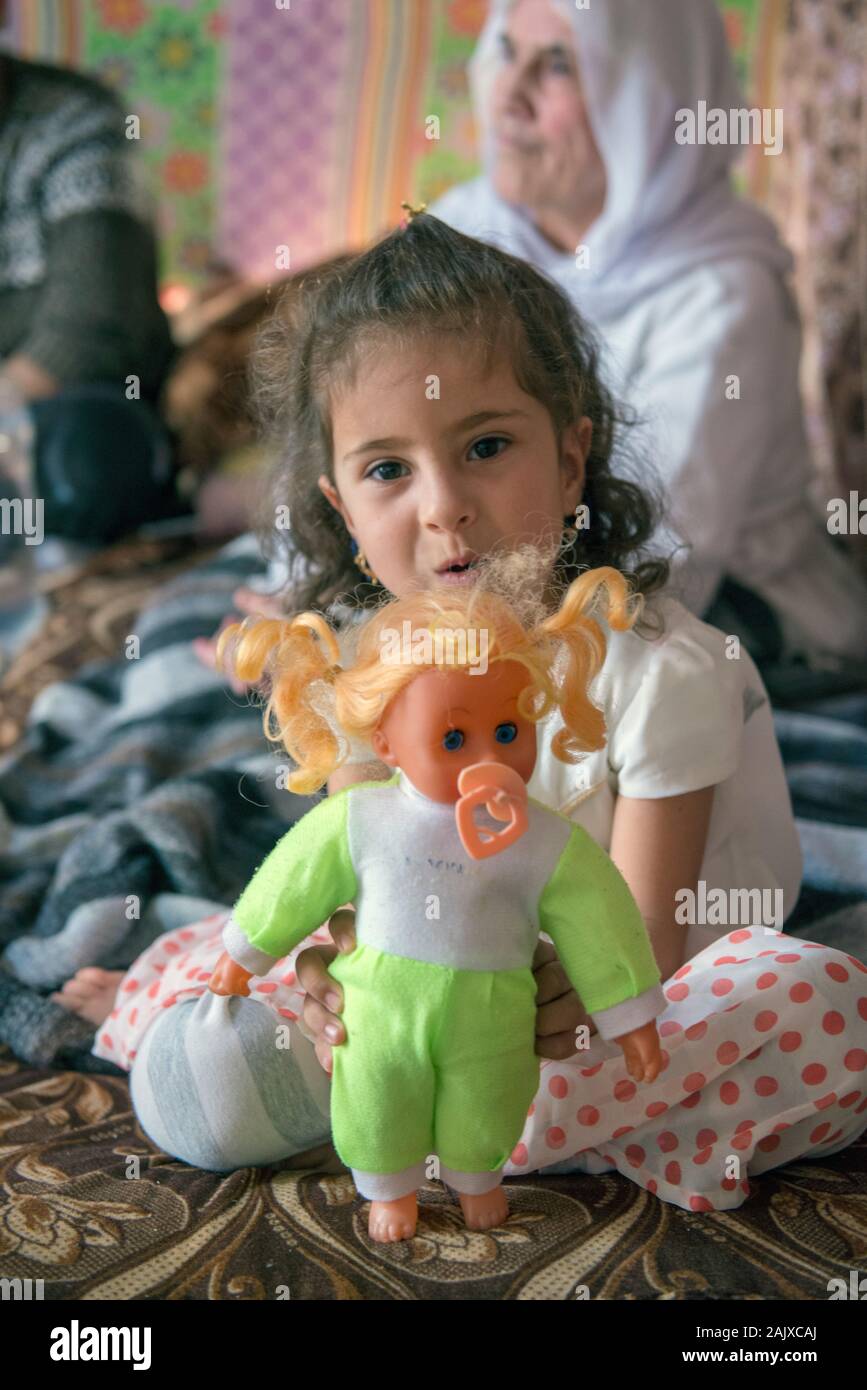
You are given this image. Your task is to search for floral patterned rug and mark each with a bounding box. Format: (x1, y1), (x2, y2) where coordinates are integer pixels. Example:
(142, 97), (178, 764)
(1, 1041), (864, 1300)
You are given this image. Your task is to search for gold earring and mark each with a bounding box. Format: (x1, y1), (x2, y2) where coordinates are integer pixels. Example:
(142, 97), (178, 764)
(353, 548), (378, 583)
(561, 504), (582, 546)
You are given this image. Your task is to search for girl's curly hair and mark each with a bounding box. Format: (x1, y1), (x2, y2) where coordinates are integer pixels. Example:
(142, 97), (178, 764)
(248, 213), (671, 619)
(217, 564), (642, 795)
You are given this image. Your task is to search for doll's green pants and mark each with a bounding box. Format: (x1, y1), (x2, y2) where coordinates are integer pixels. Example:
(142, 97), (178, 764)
(327, 942), (540, 1176)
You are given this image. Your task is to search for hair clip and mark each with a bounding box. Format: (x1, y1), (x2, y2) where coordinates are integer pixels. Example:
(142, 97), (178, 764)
(399, 200), (428, 229)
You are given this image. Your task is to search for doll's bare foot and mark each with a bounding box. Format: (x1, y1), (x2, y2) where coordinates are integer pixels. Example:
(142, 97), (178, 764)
(459, 1186), (509, 1231)
(368, 1193), (418, 1243)
(50, 968), (124, 1026)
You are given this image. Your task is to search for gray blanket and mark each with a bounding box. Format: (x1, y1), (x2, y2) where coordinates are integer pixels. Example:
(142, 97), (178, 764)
(1, 535), (865, 1073)
(0, 535), (320, 1071)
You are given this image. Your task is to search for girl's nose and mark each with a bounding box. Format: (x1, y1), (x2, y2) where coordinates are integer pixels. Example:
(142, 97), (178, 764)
(418, 481), (475, 533)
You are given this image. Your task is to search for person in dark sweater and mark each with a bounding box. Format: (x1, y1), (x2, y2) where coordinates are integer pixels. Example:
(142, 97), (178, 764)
(0, 47), (185, 543)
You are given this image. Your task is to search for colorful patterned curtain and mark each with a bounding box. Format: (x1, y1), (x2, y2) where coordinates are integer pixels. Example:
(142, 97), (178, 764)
(3, 0), (762, 288)
(3, 0), (222, 289)
(763, 0), (867, 555)
(6, 0), (860, 565)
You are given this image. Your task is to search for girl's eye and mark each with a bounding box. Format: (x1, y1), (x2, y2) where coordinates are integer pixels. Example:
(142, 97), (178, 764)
(443, 728), (465, 751)
(469, 435), (509, 461)
(365, 461), (406, 483)
(495, 722), (518, 744)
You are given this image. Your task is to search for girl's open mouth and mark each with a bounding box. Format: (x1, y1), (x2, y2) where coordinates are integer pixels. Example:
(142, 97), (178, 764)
(435, 554), (481, 584)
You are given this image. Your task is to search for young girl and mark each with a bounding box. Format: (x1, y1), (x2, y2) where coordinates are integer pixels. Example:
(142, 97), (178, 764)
(52, 213), (867, 1214)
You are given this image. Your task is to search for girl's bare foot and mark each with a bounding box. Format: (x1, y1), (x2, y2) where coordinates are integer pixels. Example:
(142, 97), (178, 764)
(459, 1186), (509, 1231)
(50, 968), (125, 1026)
(368, 1192), (418, 1243)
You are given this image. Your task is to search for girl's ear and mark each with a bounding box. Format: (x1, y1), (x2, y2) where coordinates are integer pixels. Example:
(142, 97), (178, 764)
(371, 728), (397, 765)
(559, 416), (591, 513)
(317, 474), (356, 537)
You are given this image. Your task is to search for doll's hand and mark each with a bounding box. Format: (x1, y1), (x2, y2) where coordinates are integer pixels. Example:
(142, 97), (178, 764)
(209, 950), (253, 997)
(297, 907), (357, 1074)
(193, 587), (282, 694)
(614, 1020), (663, 1084)
(533, 939), (597, 1060)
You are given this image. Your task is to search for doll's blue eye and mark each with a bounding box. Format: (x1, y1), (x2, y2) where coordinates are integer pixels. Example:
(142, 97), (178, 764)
(443, 729), (464, 751)
(495, 722), (518, 744)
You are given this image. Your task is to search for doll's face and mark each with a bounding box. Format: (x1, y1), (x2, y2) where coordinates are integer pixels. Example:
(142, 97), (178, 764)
(370, 660), (537, 803)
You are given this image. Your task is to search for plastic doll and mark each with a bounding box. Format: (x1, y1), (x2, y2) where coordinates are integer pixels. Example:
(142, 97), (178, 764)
(210, 563), (665, 1243)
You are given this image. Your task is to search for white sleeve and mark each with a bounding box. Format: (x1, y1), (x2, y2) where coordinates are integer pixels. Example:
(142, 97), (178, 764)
(222, 915), (280, 975)
(592, 983), (667, 1043)
(627, 264), (808, 615)
(607, 620), (744, 799)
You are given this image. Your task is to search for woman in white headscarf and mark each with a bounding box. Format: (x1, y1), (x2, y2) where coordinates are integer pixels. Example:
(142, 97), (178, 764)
(428, 0), (867, 669)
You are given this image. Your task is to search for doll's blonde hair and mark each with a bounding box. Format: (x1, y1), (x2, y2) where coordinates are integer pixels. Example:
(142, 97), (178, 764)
(217, 559), (642, 796)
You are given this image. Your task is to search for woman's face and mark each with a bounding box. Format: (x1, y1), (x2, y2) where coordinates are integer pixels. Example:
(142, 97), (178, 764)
(318, 334), (589, 601)
(487, 0), (606, 237)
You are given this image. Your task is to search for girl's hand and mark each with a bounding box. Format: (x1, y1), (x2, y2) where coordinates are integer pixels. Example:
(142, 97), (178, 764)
(533, 939), (596, 1060)
(297, 923), (596, 1070)
(209, 950), (253, 997)
(297, 908), (358, 1074)
(193, 586), (284, 694)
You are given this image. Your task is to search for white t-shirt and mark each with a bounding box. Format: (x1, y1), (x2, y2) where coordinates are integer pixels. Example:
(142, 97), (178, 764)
(332, 594), (803, 961)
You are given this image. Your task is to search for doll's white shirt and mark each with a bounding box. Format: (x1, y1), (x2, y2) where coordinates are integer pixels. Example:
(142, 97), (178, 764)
(224, 767), (666, 1042)
(331, 595), (803, 961)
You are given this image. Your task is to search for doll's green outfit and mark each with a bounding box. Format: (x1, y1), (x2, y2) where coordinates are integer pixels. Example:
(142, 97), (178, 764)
(223, 770), (665, 1201)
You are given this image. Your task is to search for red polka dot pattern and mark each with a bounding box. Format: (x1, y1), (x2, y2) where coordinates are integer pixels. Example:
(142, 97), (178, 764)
(93, 919), (867, 1217)
(91, 909), (312, 1073)
(507, 929), (867, 1210)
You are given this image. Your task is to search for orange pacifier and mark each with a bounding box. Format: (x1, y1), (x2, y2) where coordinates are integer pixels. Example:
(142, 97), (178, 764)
(455, 762), (529, 860)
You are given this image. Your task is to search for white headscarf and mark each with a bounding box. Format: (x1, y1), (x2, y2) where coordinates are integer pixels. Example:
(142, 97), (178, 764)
(431, 0), (792, 321)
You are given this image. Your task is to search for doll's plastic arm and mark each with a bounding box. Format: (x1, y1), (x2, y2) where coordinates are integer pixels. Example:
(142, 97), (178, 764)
(209, 950), (253, 997)
(612, 1020), (663, 1084)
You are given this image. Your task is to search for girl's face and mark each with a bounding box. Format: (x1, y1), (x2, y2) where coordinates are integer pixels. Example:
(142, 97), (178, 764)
(318, 337), (589, 600)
